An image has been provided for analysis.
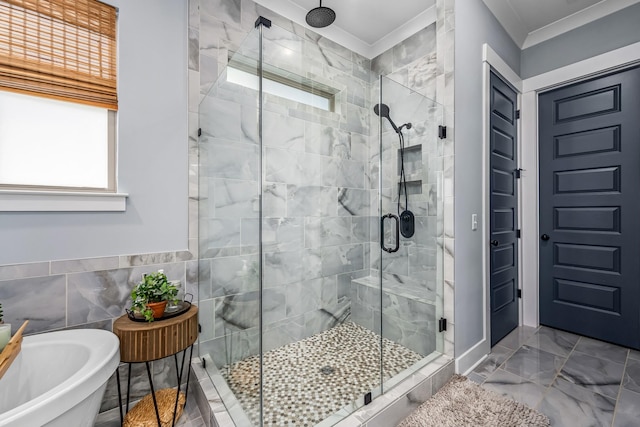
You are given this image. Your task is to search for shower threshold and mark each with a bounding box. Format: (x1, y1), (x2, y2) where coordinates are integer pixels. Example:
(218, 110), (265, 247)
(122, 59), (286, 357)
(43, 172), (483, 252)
(192, 322), (454, 426)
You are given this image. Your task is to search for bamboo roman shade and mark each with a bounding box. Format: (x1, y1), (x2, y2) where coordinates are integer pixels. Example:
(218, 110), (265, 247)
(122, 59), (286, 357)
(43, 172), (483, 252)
(0, 0), (117, 109)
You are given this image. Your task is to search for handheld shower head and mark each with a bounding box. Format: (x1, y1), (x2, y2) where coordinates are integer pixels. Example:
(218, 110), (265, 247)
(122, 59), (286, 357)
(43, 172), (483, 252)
(373, 103), (400, 134)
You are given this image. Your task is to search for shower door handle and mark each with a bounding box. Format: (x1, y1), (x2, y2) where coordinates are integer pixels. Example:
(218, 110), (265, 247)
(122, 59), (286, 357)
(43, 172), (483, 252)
(381, 213), (400, 253)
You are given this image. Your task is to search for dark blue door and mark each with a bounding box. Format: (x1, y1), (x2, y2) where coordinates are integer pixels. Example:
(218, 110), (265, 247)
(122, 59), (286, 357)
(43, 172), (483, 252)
(490, 71), (519, 346)
(539, 66), (640, 349)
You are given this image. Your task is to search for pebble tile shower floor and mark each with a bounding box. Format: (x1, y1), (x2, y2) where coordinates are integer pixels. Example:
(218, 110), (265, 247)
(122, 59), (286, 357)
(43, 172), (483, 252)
(222, 322), (424, 426)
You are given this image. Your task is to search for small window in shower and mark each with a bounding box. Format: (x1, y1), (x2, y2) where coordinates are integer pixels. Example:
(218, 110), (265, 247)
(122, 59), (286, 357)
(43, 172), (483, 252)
(226, 54), (337, 112)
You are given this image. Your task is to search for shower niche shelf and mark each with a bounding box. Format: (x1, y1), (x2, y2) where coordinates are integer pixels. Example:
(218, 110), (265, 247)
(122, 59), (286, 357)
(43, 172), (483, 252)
(398, 144), (423, 195)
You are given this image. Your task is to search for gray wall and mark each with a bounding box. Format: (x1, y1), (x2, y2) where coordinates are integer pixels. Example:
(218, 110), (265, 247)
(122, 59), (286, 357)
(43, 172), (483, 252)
(0, 0), (193, 414)
(454, 0), (520, 356)
(0, 0), (189, 264)
(521, 2), (640, 79)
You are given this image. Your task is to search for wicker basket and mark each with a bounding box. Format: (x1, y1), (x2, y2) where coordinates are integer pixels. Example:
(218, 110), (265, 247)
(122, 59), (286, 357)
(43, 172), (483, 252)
(123, 388), (186, 427)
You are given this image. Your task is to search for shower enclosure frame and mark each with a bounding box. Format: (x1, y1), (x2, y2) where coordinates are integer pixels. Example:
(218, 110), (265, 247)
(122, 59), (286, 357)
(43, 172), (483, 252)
(197, 16), (447, 427)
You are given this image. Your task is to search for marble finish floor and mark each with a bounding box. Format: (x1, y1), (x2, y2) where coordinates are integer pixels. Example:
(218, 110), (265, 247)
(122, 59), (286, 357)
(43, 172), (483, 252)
(222, 321), (425, 426)
(94, 385), (205, 427)
(470, 325), (640, 427)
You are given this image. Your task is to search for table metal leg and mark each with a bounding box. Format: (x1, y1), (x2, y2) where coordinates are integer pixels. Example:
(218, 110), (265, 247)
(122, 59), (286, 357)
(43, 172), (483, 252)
(185, 345), (194, 404)
(116, 365), (123, 426)
(126, 363), (132, 413)
(172, 347), (188, 427)
(145, 361), (162, 427)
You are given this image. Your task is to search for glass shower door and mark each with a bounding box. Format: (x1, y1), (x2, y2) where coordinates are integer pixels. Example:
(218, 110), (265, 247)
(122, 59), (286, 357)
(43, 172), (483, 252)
(198, 27), (262, 427)
(258, 22), (382, 427)
(377, 76), (444, 388)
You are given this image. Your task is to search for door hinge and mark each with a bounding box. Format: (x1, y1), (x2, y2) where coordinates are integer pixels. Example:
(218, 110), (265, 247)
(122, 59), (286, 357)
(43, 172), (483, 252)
(198, 323), (202, 333)
(515, 168), (523, 179)
(438, 125), (447, 139)
(516, 229), (521, 238)
(517, 289), (522, 299)
(364, 392), (372, 405)
(202, 357), (207, 369)
(516, 110), (521, 119)
(197, 128), (202, 137)
(439, 317), (447, 332)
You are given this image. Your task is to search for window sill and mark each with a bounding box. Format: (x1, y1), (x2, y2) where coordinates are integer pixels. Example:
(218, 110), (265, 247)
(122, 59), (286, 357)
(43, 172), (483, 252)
(0, 190), (128, 212)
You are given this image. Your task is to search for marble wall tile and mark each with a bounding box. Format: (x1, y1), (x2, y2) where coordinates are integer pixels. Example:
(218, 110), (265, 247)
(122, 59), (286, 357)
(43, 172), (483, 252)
(210, 254), (259, 297)
(67, 269), (131, 326)
(0, 275), (66, 334)
(351, 216), (370, 244)
(285, 278), (322, 318)
(51, 257), (119, 275)
(259, 217), (304, 252)
(323, 158), (366, 189)
(202, 0), (241, 29)
(382, 316), (435, 356)
(305, 122), (351, 158)
(202, 219), (241, 250)
(199, 298), (215, 342)
(407, 53), (437, 101)
(301, 248), (323, 280)
(350, 133), (368, 163)
(189, 27), (200, 71)
(371, 48), (393, 77)
(342, 104), (370, 135)
(206, 140), (259, 181)
(304, 216), (352, 248)
(287, 185), (336, 217)
(322, 243), (364, 276)
(263, 287), (287, 324)
(263, 182), (287, 217)
(213, 178), (260, 218)
(119, 252), (176, 268)
(265, 147), (300, 184)
(100, 362), (149, 412)
(263, 250), (303, 286)
(263, 110), (305, 151)
(67, 263), (185, 326)
(200, 96), (242, 141)
(214, 292), (260, 337)
(189, 0), (200, 30)
(338, 188), (370, 217)
(302, 301), (350, 338)
(263, 318), (300, 352)
(199, 54), (219, 96)
(0, 262), (49, 281)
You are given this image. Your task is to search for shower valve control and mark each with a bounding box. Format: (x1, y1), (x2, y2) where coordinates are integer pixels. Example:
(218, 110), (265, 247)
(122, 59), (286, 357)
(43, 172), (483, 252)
(400, 210), (415, 238)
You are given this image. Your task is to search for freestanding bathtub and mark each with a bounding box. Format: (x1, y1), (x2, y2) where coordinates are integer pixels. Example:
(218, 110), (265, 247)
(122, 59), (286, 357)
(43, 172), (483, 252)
(0, 328), (120, 427)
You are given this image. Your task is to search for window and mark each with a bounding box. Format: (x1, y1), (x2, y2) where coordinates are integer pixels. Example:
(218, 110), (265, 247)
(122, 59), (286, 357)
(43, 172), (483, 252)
(0, 0), (118, 192)
(227, 54), (337, 112)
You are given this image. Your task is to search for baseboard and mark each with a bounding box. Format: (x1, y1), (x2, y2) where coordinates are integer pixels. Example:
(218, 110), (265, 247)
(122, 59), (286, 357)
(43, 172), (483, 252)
(455, 339), (489, 375)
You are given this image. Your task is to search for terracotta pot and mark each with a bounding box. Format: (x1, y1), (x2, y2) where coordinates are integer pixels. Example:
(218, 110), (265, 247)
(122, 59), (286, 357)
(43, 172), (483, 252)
(147, 301), (168, 319)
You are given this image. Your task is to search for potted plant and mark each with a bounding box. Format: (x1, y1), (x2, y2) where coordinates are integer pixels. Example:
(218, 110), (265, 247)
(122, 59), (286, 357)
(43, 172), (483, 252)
(130, 270), (179, 322)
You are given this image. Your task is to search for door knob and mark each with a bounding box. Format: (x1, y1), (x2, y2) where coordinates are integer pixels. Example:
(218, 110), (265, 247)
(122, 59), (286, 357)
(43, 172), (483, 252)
(541, 234), (550, 241)
(490, 240), (499, 246)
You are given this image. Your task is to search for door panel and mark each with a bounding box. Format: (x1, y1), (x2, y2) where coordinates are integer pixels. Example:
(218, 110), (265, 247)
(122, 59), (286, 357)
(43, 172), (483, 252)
(490, 71), (519, 346)
(539, 65), (640, 349)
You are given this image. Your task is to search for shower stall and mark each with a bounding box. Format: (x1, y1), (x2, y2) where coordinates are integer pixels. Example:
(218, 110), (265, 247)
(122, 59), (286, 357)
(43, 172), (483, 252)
(198, 18), (446, 427)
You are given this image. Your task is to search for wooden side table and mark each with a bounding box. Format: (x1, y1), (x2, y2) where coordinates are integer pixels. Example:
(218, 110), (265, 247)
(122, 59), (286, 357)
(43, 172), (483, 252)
(113, 304), (198, 427)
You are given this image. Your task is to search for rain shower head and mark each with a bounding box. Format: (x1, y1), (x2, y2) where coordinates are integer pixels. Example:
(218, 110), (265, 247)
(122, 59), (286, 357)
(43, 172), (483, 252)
(306, 0), (336, 28)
